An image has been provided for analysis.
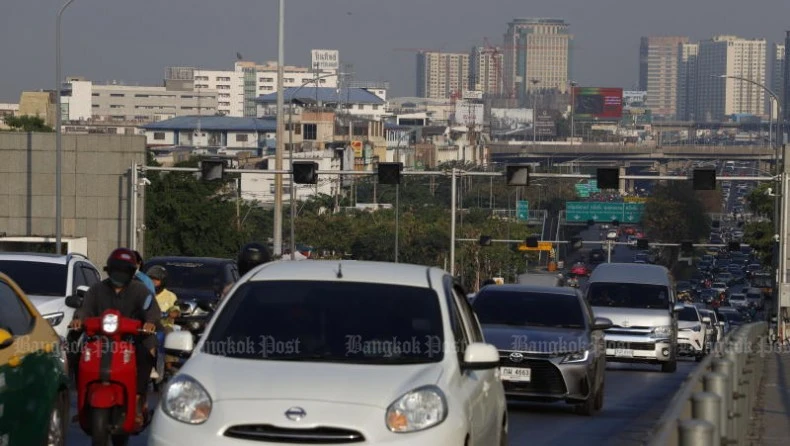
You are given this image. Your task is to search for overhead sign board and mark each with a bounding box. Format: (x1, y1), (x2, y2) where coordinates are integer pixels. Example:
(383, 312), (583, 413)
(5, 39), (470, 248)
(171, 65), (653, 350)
(516, 200), (529, 221)
(311, 49), (340, 71)
(518, 241), (553, 252)
(565, 201), (645, 223)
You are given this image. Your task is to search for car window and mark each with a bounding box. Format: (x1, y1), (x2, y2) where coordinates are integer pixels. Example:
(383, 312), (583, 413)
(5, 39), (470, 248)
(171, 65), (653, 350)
(444, 279), (469, 359)
(204, 280), (444, 364)
(72, 262), (89, 294)
(82, 265), (101, 285)
(679, 307), (699, 321)
(0, 261), (68, 296)
(473, 290), (585, 328)
(588, 282), (669, 310)
(0, 281), (34, 336)
(453, 285), (483, 343)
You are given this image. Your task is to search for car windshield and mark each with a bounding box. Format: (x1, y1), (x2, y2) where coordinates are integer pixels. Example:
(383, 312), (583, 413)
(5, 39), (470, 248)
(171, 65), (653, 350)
(473, 290), (585, 328)
(752, 274), (771, 287)
(0, 261), (67, 296)
(679, 307), (699, 322)
(721, 311), (744, 323)
(204, 280), (444, 364)
(730, 294), (745, 300)
(587, 282), (669, 309)
(148, 261), (226, 291)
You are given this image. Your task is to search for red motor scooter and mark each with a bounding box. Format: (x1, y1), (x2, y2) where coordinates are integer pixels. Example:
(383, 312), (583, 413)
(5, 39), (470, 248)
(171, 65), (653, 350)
(73, 309), (153, 446)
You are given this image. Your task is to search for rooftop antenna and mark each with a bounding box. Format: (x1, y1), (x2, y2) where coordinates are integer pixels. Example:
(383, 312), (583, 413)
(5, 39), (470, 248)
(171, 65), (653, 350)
(236, 52), (243, 61)
(336, 262), (343, 278)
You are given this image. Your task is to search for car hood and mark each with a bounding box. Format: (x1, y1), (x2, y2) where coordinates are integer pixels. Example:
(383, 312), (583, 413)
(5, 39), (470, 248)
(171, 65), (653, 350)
(182, 353), (445, 409)
(26, 294), (66, 315)
(591, 307), (671, 328)
(482, 324), (589, 353)
(678, 321), (701, 329)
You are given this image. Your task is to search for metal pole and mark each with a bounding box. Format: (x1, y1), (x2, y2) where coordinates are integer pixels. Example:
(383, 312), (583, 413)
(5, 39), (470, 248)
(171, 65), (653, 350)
(55, 0), (76, 255)
(395, 183), (399, 262)
(570, 81), (575, 147)
(288, 101), (295, 260)
(130, 163), (138, 252)
(607, 240), (612, 263)
(273, 0), (285, 256)
(450, 168), (457, 275)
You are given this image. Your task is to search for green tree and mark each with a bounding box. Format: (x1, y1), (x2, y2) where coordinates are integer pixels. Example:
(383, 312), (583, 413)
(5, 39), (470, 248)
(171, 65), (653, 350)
(642, 183), (711, 243)
(746, 183), (774, 218)
(3, 115), (53, 132)
(743, 221), (774, 265)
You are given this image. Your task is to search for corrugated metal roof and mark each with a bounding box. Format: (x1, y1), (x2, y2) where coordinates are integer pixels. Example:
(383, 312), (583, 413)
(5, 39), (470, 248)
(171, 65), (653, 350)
(255, 87), (385, 105)
(141, 116), (277, 132)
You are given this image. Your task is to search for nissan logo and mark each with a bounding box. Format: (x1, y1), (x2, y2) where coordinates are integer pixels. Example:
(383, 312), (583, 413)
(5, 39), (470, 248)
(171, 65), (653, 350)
(509, 352), (524, 362)
(285, 407), (306, 421)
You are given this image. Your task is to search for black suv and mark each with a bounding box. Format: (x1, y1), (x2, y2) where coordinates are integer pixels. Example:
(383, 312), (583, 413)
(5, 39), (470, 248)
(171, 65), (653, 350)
(589, 249), (606, 264)
(143, 256), (239, 333)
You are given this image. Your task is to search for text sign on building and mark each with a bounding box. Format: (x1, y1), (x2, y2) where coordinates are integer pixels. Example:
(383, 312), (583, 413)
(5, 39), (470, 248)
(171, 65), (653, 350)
(462, 90), (484, 100)
(454, 100), (485, 126)
(311, 49), (340, 71)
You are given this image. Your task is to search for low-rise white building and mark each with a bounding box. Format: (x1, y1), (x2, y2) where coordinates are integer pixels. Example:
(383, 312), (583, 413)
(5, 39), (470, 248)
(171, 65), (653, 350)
(141, 116), (276, 152)
(256, 87), (387, 121)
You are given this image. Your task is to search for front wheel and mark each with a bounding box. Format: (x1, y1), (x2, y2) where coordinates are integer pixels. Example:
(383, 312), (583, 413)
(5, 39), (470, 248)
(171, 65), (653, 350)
(45, 390), (68, 446)
(90, 408), (112, 446)
(661, 360), (677, 373)
(111, 435), (129, 446)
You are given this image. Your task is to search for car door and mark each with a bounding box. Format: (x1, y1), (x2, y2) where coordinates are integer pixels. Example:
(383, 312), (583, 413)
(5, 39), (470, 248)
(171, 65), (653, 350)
(0, 278), (38, 446)
(454, 284), (502, 442)
(580, 291), (606, 389)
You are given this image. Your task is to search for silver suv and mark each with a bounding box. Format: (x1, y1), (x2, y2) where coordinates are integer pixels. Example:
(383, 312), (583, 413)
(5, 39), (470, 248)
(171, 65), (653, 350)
(0, 252), (101, 338)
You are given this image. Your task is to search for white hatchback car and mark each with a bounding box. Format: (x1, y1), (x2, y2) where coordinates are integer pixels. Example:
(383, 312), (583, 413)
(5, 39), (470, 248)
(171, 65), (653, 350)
(151, 260), (507, 446)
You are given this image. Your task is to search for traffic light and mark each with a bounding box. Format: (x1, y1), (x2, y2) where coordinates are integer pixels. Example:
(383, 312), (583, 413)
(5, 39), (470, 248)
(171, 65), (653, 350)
(636, 239), (649, 250)
(479, 235), (492, 247)
(292, 161), (318, 184)
(525, 235), (539, 248)
(200, 158), (225, 181)
(570, 236), (583, 250)
(377, 162), (401, 185)
(597, 168), (619, 189)
(587, 219), (595, 227)
(693, 169), (716, 190)
(611, 220), (619, 227)
(505, 164), (530, 186)
(680, 240), (694, 255)
(728, 241), (741, 252)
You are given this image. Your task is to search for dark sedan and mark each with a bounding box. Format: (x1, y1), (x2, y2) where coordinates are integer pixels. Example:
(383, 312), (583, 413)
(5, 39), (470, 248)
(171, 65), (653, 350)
(472, 284), (613, 415)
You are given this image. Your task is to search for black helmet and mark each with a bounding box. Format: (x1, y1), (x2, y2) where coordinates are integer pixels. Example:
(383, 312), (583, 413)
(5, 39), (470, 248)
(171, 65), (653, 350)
(238, 242), (272, 276)
(105, 248), (138, 287)
(147, 265), (168, 281)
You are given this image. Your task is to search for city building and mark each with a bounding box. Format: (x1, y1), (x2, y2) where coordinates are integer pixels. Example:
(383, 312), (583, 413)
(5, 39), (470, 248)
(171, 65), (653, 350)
(0, 103), (19, 129)
(256, 87), (387, 121)
(168, 59), (339, 118)
(415, 51), (470, 100)
(61, 76), (218, 123)
(771, 43), (785, 120)
(677, 43), (699, 121)
(17, 91), (56, 126)
(638, 36), (689, 119)
(696, 35), (767, 121)
(784, 31), (790, 124)
(502, 18), (572, 100)
(141, 115), (276, 151)
(470, 46), (503, 96)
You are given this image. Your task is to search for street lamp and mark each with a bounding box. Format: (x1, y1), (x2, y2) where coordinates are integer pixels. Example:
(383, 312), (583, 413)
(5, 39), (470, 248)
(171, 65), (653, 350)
(716, 74), (785, 329)
(569, 80), (578, 148)
(286, 73), (338, 260)
(273, 0), (285, 257)
(530, 79), (540, 146)
(55, 0), (76, 255)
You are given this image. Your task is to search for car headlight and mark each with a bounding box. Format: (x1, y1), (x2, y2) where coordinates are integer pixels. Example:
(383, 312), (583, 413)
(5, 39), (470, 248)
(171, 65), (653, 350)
(102, 314), (119, 334)
(43, 312), (65, 327)
(649, 326), (672, 339)
(561, 350), (590, 363)
(386, 385), (447, 433)
(162, 374), (212, 424)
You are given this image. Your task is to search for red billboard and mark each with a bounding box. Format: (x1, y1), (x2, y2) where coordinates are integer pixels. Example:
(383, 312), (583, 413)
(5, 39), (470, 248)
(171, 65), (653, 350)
(572, 87), (623, 120)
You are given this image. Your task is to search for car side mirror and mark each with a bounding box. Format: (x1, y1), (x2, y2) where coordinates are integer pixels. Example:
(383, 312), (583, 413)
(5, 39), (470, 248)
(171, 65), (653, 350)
(717, 321), (725, 327)
(672, 303), (685, 313)
(702, 317), (711, 324)
(164, 331), (195, 358)
(461, 342), (500, 370)
(0, 329), (13, 350)
(65, 294), (83, 309)
(592, 317), (613, 331)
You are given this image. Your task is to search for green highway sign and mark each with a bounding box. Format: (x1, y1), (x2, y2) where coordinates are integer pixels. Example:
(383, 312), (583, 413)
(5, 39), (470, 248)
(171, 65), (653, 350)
(516, 200), (529, 221)
(574, 180), (600, 198)
(565, 201), (645, 223)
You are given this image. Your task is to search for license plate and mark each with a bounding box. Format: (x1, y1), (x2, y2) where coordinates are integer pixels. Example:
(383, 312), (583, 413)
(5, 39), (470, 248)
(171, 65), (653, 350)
(614, 348), (634, 358)
(500, 367), (531, 382)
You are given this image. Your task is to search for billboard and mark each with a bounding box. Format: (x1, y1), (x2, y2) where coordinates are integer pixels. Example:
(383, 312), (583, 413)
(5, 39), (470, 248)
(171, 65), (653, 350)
(462, 90), (484, 100)
(490, 108), (533, 133)
(573, 87), (623, 120)
(311, 49), (339, 71)
(454, 100), (485, 126)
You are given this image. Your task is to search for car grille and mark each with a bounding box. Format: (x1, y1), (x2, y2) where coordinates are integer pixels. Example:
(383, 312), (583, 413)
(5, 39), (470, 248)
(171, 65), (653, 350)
(499, 357), (567, 395)
(224, 425), (365, 443)
(605, 341), (656, 351)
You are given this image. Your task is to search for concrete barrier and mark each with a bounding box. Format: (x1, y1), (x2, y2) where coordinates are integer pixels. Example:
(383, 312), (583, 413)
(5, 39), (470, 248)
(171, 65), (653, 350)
(647, 322), (768, 446)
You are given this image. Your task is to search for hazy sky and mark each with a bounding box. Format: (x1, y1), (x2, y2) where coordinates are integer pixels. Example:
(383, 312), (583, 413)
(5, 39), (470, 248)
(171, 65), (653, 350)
(2, 0), (789, 102)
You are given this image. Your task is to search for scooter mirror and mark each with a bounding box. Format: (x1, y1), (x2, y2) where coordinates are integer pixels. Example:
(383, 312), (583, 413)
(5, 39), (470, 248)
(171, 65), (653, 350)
(65, 294), (83, 309)
(164, 331), (194, 358)
(0, 329), (13, 350)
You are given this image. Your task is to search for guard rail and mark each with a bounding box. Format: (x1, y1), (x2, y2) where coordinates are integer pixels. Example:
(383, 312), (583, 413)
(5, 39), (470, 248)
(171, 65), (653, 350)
(648, 321), (768, 446)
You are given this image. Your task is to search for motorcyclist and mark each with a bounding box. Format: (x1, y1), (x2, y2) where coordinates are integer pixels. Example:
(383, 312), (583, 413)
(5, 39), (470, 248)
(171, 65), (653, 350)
(221, 242), (273, 299)
(69, 248), (161, 425)
(133, 250), (156, 296)
(147, 265), (178, 316)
